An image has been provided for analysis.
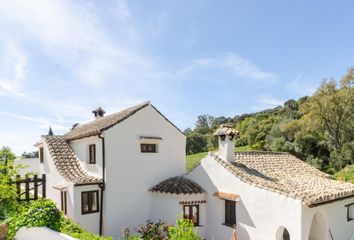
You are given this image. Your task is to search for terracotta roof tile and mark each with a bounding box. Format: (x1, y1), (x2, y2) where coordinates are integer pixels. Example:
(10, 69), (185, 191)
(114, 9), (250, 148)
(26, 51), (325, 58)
(150, 176), (205, 194)
(210, 151), (354, 206)
(64, 102), (150, 140)
(214, 124), (238, 136)
(213, 192), (240, 201)
(44, 136), (102, 185)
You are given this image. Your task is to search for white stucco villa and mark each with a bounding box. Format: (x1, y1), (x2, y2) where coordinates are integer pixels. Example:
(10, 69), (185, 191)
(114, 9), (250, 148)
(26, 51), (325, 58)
(28, 102), (354, 240)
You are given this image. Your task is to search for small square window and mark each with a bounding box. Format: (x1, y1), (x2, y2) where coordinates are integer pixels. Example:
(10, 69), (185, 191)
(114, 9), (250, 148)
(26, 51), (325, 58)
(89, 144), (96, 164)
(346, 203), (354, 221)
(183, 205), (199, 226)
(81, 190), (99, 214)
(141, 143), (157, 153)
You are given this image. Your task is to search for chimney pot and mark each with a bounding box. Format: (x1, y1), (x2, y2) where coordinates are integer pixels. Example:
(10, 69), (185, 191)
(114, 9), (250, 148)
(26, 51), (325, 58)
(214, 124), (238, 162)
(92, 107), (106, 119)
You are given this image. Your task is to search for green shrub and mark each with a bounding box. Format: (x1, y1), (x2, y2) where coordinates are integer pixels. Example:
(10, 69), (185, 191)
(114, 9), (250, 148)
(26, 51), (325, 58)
(60, 217), (112, 240)
(122, 215), (201, 240)
(5, 199), (61, 239)
(168, 216), (201, 240)
(4, 198), (111, 240)
(0, 165), (20, 221)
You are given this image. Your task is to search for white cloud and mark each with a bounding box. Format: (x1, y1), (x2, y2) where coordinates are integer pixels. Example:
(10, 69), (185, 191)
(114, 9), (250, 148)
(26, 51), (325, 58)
(0, 0), (162, 89)
(256, 96), (284, 107)
(0, 111), (70, 131)
(286, 72), (316, 96)
(178, 52), (276, 81)
(0, 41), (27, 96)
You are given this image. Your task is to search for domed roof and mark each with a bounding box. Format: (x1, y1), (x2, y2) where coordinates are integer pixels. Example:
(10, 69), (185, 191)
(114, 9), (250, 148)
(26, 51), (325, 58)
(150, 176), (205, 194)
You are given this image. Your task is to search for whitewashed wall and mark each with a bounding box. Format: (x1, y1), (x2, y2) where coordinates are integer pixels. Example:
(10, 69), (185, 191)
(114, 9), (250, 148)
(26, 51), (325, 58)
(70, 136), (103, 178)
(73, 185), (101, 234)
(14, 158), (39, 176)
(15, 227), (77, 240)
(38, 140), (75, 219)
(188, 154), (303, 240)
(302, 197), (354, 240)
(150, 192), (206, 238)
(103, 105), (186, 237)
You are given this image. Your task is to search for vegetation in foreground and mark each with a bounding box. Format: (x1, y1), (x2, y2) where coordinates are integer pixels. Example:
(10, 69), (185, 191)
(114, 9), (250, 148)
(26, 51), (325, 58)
(122, 216), (201, 240)
(0, 160), (111, 240)
(3, 198), (112, 240)
(185, 68), (354, 175)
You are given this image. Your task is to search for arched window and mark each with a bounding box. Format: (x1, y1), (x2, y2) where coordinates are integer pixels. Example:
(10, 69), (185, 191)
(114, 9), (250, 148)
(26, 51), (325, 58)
(282, 228), (290, 240)
(276, 226), (290, 240)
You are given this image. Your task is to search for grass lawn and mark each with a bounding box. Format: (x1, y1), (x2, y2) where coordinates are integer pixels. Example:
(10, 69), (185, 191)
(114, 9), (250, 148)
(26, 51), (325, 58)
(186, 145), (252, 172)
(335, 164), (354, 183)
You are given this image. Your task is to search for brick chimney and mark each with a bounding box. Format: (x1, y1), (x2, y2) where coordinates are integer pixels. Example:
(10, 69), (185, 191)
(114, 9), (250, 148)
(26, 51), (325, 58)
(92, 107), (106, 119)
(214, 124), (238, 162)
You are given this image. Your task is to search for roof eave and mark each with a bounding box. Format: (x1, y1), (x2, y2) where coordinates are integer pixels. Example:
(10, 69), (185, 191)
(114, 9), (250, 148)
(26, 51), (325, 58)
(307, 194), (354, 208)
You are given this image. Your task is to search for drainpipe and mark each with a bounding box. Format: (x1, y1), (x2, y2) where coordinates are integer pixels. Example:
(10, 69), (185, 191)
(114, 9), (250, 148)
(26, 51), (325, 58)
(98, 134), (106, 236)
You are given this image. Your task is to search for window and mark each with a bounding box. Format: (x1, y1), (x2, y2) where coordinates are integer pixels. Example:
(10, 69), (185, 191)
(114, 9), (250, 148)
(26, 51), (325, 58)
(183, 205), (199, 226)
(282, 228), (290, 240)
(276, 227), (290, 240)
(39, 147), (44, 163)
(224, 200), (236, 227)
(61, 191), (67, 215)
(89, 144), (96, 164)
(140, 143), (157, 153)
(346, 203), (354, 221)
(81, 190), (99, 214)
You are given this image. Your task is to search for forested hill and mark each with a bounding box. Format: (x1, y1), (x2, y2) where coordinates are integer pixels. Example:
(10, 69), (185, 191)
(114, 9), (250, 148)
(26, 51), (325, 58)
(185, 68), (354, 175)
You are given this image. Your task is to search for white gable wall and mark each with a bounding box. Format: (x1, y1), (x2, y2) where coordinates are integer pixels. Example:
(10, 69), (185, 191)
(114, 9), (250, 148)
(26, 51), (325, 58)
(103, 105), (186, 236)
(188, 154), (303, 240)
(70, 136), (103, 178)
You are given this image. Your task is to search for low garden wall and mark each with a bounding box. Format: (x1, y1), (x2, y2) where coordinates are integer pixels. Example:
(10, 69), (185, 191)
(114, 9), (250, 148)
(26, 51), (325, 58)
(15, 227), (77, 240)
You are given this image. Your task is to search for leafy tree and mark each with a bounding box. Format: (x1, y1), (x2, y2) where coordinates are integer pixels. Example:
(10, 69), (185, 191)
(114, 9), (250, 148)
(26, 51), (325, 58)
(186, 134), (208, 154)
(0, 147), (16, 164)
(0, 147), (19, 220)
(284, 99), (299, 111)
(301, 75), (353, 150)
(194, 115), (211, 134)
(21, 151), (39, 158)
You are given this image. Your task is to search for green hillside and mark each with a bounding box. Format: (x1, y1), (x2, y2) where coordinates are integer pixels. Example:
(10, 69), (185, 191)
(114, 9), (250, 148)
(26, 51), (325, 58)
(335, 165), (354, 183)
(184, 68), (354, 175)
(186, 146), (252, 172)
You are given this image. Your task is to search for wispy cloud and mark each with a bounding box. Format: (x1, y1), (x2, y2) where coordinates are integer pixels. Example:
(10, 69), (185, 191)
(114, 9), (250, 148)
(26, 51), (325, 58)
(0, 0), (163, 90)
(253, 95), (285, 111)
(0, 0), (170, 119)
(0, 41), (27, 96)
(0, 111), (70, 131)
(178, 52), (277, 81)
(286, 72), (316, 96)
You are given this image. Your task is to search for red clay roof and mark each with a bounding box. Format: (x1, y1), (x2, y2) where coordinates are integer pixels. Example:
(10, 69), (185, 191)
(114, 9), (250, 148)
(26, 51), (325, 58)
(213, 192), (240, 201)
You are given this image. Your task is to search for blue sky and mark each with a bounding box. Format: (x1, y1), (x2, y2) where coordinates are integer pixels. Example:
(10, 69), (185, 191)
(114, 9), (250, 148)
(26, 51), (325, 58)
(0, 0), (353, 154)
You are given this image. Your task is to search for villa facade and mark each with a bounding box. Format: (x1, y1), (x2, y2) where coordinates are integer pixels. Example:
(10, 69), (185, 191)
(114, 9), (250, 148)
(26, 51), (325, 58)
(27, 102), (354, 240)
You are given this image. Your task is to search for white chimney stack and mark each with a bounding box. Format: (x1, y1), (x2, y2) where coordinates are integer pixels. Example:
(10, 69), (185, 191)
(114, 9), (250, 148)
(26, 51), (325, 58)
(214, 124), (238, 162)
